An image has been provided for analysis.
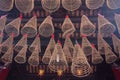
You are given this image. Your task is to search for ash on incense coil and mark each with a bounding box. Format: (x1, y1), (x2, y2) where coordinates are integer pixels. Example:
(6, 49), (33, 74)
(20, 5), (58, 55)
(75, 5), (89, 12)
(80, 15), (96, 36)
(48, 42), (68, 72)
(41, 0), (60, 13)
(0, 0), (14, 11)
(14, 45), (28, 64)
(39, 16), (54, 37)
(15, 0), (34, 13)
(62, 0), (82, 11)
(86, 0), (105, 9)
(21, 16), (37, 38)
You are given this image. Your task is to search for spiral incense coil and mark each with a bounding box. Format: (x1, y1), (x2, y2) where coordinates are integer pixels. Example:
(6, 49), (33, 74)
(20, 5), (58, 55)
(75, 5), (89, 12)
(86, 0), (105, 9)
(111, 34), (120, 53)
(62, 0), (82, 11)
(82, 37), (92, 56)
(28, 47), (39, 67)
(29, 35), (41, 53)
(98, 14), (116, 37)
(0, 15), (7, 34)
(62, 16), (76, 38)
(106, 0), (120, 9)
(15, 0), (34, 13)
(14, 35), (27, 52)
(0, 0), (14, 11)
(42, 36), (56, 64)
(1, 47), (13, 63)
(80, 15), (96, 36)
(98, 34), (111, 55)
(71, 43), (92, 78)
(104, 43), (117, 64)
(114, 14), (120, 34)
(5, 17), (21, 37)
(14, 45), (28, 64)
(41, 0), (60, 13)
(1, 35), (14, 53)
(48, 43), (68, 72)
(39, 16), (54, 37)
(21, 16), (37, 38)
(91, 45), (103, 64)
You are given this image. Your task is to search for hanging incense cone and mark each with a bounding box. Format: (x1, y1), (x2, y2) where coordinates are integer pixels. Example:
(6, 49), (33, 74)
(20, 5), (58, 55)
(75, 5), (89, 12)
(21, 16), (37, 38)
(39, 16), (54, 37)
(62, 15), (76, 38)
(80, 15), (96, 36)
(14, 45), (28, 64)
(62, 0), (82, 11)
(15, 0), (34, 13)
(48, 43), (68, 72)
(0, 0), (14, 11)
(86, 0), (105, 9)
(41, 0), (60, 13)
(98, 14), (116, 37)
(42, 35), (56, 64)
(5, 17), (21, 37)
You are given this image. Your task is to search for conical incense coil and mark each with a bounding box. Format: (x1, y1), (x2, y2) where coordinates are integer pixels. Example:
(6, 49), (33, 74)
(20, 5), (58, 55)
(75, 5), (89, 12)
(21, 16), (37, 38)
(106, 0), (120, 9)
(29, 35), (41, 53)
(62, 0), (82, 11)
(5, 17), (21, 37)
(114, 14), (120, 34)
(14, 45), (28, 64)
(80, 15), (96, 36)
(82, 36), (92, 56)
(104, 43), (117, 64)
(28, 46), (39, 66)
(86, 0), (105, 9)
(42, 35), (56, 64)
(62, 16), (76, 38)
(1, 34), (14, 53)
(48, 43), (68, 72)
(1, 47), (13, 63)
(98, 34), (111, 55)
(71, 43), (92, 78)
(0, 0), (14, 11)
(0, 15), (7, 34)
(14, 34), (27, 52)
(15, 0), (34, 13)
(91, 44), (103, 64)
(39, 16), (54, 37)
(41, 0), (60, 13)
(98, 14), (116, 37)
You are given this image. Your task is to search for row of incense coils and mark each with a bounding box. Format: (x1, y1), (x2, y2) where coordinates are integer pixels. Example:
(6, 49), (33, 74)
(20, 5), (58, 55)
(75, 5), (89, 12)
(0, 0), (120, 13)
(0, 13), (120, 39)
(0, 32), (119, 78)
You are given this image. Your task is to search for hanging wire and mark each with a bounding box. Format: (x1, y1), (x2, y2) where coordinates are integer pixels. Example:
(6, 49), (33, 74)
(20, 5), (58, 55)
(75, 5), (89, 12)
(14, 34), (27, 52)
(41, 0), (60, 13)
(62, 0), (82, 11)
(21, 16), (37, 38)
(39, 16), (54, 37)
(106, 0), (120, 10)
(48, 42), (68, 72)
(62, 15), (76, 38)
(28, 46), (40, 67)
(5, 17), (21, 37)
(80, 15), (96, 36)
(71, 42), (92, 78)
(86, 0), (105, 9)
(0, 0), (14, 11)
(114, 14), (120, 34)
(42, 34), (56, 64)
(15, 0), (34, 13)
(14, 45), (28, 64)
(98, 14), (116, 37)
